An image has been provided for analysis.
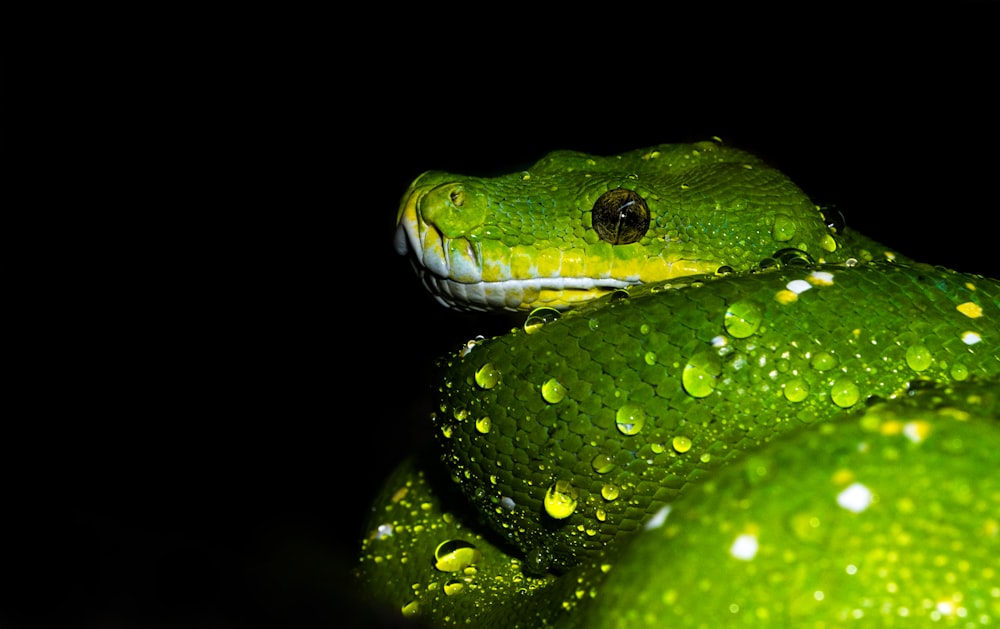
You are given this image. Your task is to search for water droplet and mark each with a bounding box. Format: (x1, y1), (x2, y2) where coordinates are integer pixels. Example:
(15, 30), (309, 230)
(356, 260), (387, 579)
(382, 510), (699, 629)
(724, 299), (764, 338)
(600, 484), (620, 501)
(950, 363), (969, 381)
(811, 352), (838, 371)
(788, 513), (823, 543)
(830, 376), (861, 408)
(758, 256), (779, 271)
(475, 417), (491, 434)
(615, 403), (646, 435)
(783, 378), (809, 402)
(771, 215), (797, 242)
(672, 435), (692, 453)
(524, 307), (561, 334)
(773, 247), (816, 268)
(401, 600), (420, 617)
(644, 351), (657, 365)
(443, 580), (465, 596)
(591, 453), (615, 474)
(541, 378), (567, 403)
(640, 323), (651, 335)
(905, 345), (933, 372)
(610, 288), (630, 302)
(682, 351), (722, 398)
(544, 480), (578, 519)
(596, 508), (607, 521)
(434, 539), (482, 572)
(588, 317), (600, 331)
(475, 363), (500, 389)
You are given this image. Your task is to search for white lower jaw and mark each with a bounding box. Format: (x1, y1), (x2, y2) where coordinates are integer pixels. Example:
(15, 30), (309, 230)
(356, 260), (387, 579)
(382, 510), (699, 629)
(418, 269), (632, 313)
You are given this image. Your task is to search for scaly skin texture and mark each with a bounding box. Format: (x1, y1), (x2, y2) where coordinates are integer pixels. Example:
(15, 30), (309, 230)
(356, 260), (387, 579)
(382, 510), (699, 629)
(358, 142), (1000, 627)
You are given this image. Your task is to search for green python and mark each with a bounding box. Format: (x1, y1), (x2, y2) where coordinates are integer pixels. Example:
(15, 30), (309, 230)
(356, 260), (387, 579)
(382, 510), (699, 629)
(356, 141), (1000, 627)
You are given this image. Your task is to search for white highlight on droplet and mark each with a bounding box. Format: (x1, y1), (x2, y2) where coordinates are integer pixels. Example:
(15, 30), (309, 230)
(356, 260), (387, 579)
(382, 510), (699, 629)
(786, 279), (812, 294)
(837, 482), (873, 513)
(730, 533), (759, 560)
(961, 331), (982, 345)
(644, 505), (672, 530)
(808, 271), (835, 286)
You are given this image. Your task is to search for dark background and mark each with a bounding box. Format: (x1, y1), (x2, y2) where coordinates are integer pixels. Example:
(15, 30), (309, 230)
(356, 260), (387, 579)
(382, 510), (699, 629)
(7, 6), (998, 628)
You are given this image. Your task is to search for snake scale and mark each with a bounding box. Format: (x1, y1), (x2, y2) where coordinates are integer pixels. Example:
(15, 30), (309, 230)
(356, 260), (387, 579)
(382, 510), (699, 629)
(355, 141), (999, 627)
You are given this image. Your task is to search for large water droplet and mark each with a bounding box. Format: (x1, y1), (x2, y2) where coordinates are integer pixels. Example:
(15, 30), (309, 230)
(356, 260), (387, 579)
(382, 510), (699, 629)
(682, 351), (722, 398)
(434, 539), (482, 572)
(905, 345), (933, 372)
(784, 378), (809, 402)
(475, 363), (500, 389)
(401, 601), (419, 617)
(544, 480), (578, 519)
(541, 378), (567, 403)
(600, 484), (620, 501)
(830, 376), (861, 408)
(724, 300), (764, 338)
(524, 307), (561, 334)
(475, 417), (491, 434)
(771, 215), (797, 242)
(773, 247), (816, 268)
(591, 453), (615, 474)
(811, 352), (838, 371)
(672, 435), (692, 453)
(615, 403), (646, 435)
(609, 288), (630, 303)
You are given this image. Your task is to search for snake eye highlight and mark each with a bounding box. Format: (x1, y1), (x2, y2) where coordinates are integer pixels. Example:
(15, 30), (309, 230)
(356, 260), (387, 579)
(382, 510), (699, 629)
(592, 189), (650, 245)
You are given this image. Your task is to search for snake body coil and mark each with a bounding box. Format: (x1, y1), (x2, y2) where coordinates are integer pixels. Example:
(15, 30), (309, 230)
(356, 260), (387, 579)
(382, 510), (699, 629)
(357, 142), (1000, 627)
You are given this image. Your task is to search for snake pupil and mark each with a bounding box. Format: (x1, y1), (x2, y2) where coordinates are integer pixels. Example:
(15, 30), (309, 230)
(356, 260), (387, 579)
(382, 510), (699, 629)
(592, 188), (650, 245)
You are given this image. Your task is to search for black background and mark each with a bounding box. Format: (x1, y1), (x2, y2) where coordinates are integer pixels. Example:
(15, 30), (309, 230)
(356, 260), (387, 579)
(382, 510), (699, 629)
(8, 6), (998, 628)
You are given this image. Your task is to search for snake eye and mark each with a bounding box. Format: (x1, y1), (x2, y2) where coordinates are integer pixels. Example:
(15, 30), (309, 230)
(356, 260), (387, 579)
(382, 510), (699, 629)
(592, 188), (650, 245)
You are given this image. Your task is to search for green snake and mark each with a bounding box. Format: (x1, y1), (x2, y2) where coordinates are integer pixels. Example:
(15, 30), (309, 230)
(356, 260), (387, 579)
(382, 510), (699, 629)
(355, 141), (1000, 627)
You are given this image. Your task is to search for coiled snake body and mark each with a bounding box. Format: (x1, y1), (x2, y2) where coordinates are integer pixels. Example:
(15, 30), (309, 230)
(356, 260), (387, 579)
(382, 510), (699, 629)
(356, 141), (1000, 627)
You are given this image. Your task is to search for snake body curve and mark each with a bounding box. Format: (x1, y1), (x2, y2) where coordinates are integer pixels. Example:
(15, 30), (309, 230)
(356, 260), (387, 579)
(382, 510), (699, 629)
(356, 141), (1000, 627)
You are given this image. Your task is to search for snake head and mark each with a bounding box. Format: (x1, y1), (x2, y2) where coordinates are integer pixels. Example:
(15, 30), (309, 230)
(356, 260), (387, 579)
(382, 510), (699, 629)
(395, 142), (861, 312)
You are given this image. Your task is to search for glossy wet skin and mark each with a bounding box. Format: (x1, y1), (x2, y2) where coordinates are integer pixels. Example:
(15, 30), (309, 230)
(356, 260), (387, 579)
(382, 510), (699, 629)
(359, 142), (1000, 627)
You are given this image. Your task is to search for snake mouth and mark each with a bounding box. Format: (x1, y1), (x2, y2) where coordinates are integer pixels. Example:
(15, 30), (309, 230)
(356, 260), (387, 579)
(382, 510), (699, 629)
(394, 208), (631, 312)
(416, 271), (632, 312)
